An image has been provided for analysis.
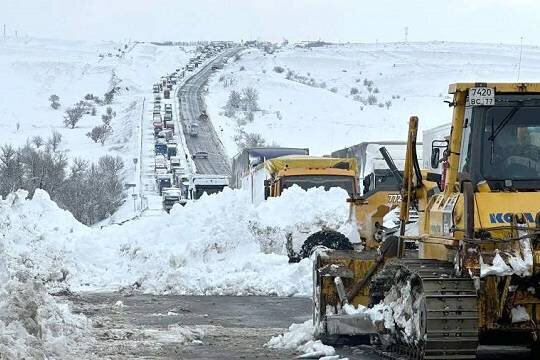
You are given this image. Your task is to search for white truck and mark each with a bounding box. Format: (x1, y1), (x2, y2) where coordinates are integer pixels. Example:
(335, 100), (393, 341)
(187, 174), (229, 200)
(332, 141), (422, 195)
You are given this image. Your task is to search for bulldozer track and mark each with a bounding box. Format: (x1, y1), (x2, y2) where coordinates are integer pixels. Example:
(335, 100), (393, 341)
(371, 259), (479, 360)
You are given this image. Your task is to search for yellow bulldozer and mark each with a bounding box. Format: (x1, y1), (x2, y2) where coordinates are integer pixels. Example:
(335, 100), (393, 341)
(313, 83), (540, 359)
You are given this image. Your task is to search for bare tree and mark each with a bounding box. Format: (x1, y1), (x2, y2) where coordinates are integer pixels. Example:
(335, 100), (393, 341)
(31, 135), (44, 148)
(47, 131), (62, 152)
(63, 105), (84, 128)
(242, 87), (259, 111)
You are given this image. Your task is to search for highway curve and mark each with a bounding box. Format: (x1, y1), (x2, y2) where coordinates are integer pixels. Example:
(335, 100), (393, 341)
(177, 49), (240, 175)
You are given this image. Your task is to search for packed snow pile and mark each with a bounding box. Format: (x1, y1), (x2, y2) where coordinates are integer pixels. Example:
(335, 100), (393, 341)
(0, 190), (93, 359)
(480, 240), (534, 277)
(266, 320), (339, 359)
(0, 254), (92, 359)
(1, 185), (352, 296)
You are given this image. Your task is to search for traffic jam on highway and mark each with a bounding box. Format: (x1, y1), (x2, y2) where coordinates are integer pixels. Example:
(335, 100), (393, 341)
(152, 42), (231, 212)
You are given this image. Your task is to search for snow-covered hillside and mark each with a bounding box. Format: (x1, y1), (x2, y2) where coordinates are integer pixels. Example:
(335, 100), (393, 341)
(207, 42), (540, 157)
(0, 37), (191, 176)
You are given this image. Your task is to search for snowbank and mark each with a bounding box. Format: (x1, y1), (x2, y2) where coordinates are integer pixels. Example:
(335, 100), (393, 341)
(1, 186), (351, 296)
(0, 275), (92, 359)
(0, 190), (92, 359)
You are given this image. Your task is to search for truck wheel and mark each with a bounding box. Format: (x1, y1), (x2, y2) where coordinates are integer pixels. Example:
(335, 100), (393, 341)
(299, 229), (353, 259)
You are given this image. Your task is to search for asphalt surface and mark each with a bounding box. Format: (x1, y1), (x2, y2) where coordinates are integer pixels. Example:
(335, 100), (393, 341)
(66, 293), (318, 359)
(177, 49), (240, 175)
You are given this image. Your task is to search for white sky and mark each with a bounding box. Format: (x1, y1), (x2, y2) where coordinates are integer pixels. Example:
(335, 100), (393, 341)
(2, 0), (539, 44)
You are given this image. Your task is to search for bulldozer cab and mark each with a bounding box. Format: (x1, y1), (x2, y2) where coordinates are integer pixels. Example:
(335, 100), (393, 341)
(459, 95), (540, 190)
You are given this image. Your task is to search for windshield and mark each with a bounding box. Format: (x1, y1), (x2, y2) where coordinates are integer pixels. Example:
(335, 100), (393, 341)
(481, 106), (540, 181)
(281, 175), (355, 195)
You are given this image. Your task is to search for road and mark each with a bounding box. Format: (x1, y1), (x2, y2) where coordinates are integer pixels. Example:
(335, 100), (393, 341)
(67, 294), (318, 359)
(177, 49), (239, 176)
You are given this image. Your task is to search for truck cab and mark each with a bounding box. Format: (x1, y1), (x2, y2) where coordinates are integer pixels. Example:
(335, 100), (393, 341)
(262, 156), (359, 203)
(162, 188), (183, 213)
(188, 174), (229, 200)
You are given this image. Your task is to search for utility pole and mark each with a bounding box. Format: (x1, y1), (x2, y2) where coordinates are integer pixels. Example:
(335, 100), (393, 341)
(404, 27), (408, 43)
(517, 36), (524, 82)
(3, 25), (6, 40)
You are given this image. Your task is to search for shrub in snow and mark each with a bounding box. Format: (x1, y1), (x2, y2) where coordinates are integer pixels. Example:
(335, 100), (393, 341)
(239, 66), (246, 71)
(286, 70), (294, 80)
(373, 87), (380, 94)
(0, 142), (125, 225)
(87, 125), (111, 145)
(385, 100), (392, 109)
(225, 90), (242, 114)
(48, 95), (60, 110)
(378, 103), (385, 108)
(101, 106), (116, 126)
(367, 94), (378, 105)
(273, 66), (285, 73)
(31, 136), (44, 148)
(242, 87), (259, 112)
(103, 89), (115, 104)
(350, 87), (359, 95)
(329, 87), (338, 93)
(235, 131), (266, 150)
(46, 131), (62, 153)
(63, 105), (84, 129)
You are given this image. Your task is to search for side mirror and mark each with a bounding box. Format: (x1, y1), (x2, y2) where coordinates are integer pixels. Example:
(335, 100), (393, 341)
(430, 148), (440, 169)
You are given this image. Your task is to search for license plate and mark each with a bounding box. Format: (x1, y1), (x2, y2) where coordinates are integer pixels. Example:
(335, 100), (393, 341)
(467, 87), (495, 106)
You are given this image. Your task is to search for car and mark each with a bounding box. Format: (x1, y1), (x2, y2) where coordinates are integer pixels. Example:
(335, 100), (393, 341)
(192, 151), (209, 159)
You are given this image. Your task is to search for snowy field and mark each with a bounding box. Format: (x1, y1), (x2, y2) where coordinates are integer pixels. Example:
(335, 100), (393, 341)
(207, 41), (540, 157)
(0, 37), (191, 188)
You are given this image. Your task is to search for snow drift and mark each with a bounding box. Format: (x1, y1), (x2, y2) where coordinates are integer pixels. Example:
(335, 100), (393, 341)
(1, 186), (351, 296)
(0, 190), (93, 359)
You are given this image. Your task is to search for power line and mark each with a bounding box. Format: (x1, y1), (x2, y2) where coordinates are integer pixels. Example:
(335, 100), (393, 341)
(517, 36), (524, 81)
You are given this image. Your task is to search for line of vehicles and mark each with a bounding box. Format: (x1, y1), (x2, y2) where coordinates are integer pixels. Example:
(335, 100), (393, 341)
(151, 43), (232, 212)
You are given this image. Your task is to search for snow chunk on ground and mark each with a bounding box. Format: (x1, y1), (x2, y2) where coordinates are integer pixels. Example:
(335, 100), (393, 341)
(266, 320), (339, 359)
(511, 306), (531, 323)
(0, 274), (92, 359)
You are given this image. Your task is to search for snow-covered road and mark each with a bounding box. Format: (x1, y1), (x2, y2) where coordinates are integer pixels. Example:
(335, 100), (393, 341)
(177, 48), (241, 175)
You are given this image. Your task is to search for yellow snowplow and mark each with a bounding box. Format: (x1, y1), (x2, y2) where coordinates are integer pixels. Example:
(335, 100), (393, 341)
(314, 83), (540, 359)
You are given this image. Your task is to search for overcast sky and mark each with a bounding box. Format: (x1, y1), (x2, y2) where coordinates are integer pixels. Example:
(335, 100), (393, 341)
(2, 0), (538, 44)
